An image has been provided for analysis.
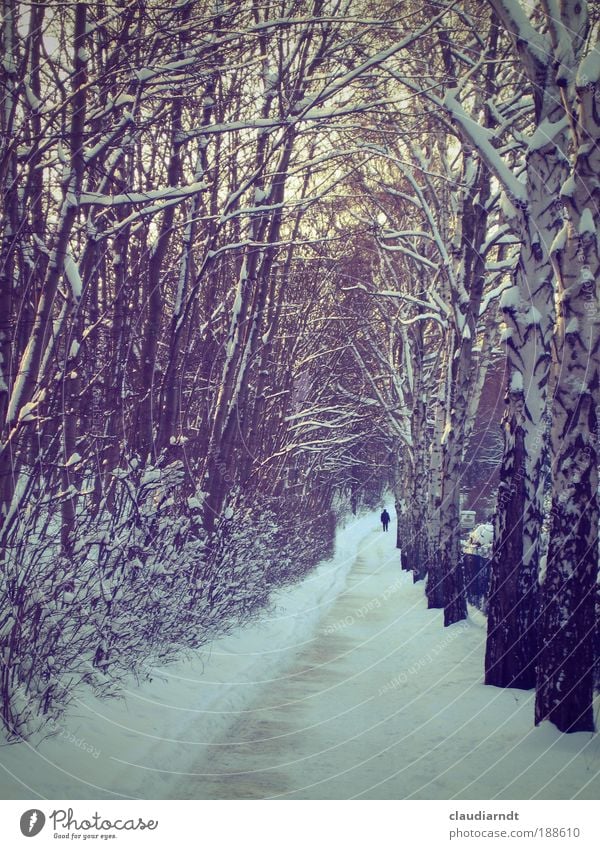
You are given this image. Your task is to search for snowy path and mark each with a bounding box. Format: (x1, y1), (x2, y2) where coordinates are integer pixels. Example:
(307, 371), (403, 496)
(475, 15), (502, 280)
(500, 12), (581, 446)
(169, 527), (600, 800)
(1, 515), (598, 800)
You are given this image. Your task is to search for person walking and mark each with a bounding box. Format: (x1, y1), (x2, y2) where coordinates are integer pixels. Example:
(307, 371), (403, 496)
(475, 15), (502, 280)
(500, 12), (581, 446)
(380, 508), (390, 532)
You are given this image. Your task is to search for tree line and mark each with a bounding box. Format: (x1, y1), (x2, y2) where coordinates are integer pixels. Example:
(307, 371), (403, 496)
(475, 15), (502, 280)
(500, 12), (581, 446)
(0, 0), (597, 739)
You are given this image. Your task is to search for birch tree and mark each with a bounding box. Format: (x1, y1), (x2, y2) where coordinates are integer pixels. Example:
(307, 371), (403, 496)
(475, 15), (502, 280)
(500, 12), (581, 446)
(535, 21), (599, 734)
(483, 0), (572, 690)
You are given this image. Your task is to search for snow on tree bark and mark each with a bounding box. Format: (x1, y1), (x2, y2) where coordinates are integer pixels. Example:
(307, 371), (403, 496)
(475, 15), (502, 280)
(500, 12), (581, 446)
(485, 113), (568, 689)
(535, 46), (600, 732)
(435, 149), (492, 626)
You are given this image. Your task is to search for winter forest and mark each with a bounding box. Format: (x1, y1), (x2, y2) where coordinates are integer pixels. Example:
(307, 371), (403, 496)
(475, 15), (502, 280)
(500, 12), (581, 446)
(0, 0), (599, 800)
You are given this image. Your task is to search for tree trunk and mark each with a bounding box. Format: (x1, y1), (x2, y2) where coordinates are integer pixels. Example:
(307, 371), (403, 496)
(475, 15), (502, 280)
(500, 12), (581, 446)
(426, 345), (450, 608)
(535, 68), (600, 732)
(1, 2), (87, 523)
(485, 99), (567, 688)
(437, 152), (491, 625)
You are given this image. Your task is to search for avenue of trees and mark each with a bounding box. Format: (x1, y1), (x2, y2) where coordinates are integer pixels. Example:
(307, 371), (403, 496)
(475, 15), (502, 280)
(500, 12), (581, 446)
(0, 0), (598, 738)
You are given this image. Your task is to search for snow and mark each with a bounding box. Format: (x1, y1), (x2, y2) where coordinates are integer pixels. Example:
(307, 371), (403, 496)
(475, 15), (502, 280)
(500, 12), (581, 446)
(526, 116), (568, 152)
(0, 616), (15, 638)
(500, 190), (519, 220)
(492, 0), (548, 66)
(524, 306), (542, 326)
(109, 94), (134, 108)
(577, 45), (600, 87)
(254, 187), (268, 203)
(550, 222), (568, 255)
(499, 285), (519, 311)
(1, 475), (27, 525)
(5, 349), (29, 423)
(225, 276), (244, 358)
(0, 513), (372, 798)
(579, 208), (595, 235)
(463, 155), (477, 188)
(443, 90), (527, 203)
(565, 317), (579, 334)
(24, 84), (42, 112)
(141, 468), (161, 485)
(510, 371), (523, 393)
(79, 181), (207, 207)
(134, 68), (158, 82)
(64, 252), (83, 301)
(463, 523), (493, 556)
(17, 400), (40, 422)
(0, 514), (597, 800)
(479, 280), (513, 316)
(560, 174), (576, 198)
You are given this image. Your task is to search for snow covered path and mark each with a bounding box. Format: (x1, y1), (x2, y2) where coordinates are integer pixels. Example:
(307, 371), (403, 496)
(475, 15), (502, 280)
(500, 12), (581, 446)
(169, 526), (600, 800)
(1, 515), (598, 800)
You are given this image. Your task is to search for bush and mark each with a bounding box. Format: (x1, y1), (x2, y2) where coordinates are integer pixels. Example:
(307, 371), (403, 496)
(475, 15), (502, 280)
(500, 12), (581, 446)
(0, 461), (338, 739)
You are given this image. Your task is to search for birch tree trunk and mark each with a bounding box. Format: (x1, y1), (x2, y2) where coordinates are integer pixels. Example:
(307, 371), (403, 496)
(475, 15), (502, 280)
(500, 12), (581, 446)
(409, 379), (429, 581)
(485, 117), (567, 688)
(436, 153), (491, 626)
(426, 343), (450, 608)
(484, 0), (585, 691)
(535, 50), (600, 733)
